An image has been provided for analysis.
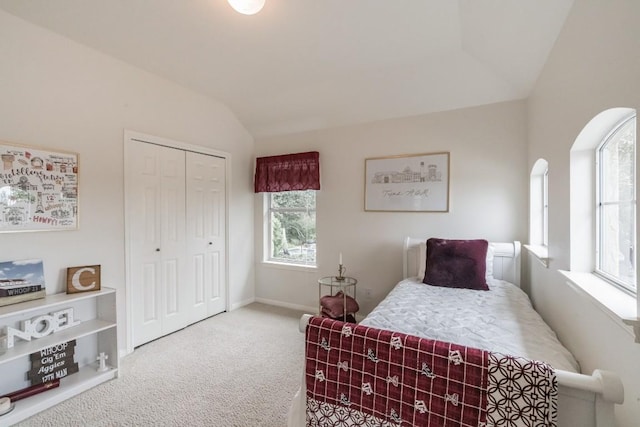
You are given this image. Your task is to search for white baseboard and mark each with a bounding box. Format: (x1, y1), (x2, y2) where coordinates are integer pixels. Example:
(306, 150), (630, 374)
(230, 297), (256, 311)
(255, 297), (316, 314)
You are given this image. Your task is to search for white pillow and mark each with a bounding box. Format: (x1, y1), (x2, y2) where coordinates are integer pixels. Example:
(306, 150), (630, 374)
(417, 240), (495, 281)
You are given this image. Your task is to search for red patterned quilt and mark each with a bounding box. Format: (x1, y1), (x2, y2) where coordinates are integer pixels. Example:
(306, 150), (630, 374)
(305, 316), (557, 426)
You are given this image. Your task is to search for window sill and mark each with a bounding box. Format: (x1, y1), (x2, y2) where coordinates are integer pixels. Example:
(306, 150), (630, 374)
(523, 244), (549, 267)
(558, 270), (640, 343)
(261, 261), (317, 272)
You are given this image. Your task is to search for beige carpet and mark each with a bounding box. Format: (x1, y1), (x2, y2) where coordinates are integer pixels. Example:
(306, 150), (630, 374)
(17, 303), (306, 427)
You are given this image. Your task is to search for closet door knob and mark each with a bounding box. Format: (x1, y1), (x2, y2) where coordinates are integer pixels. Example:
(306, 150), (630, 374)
(155, 248), (160, 252)
(208, 242), (213, 245)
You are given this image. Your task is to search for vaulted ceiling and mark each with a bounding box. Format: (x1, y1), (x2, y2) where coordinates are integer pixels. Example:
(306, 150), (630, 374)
(0, 0), (575, 137)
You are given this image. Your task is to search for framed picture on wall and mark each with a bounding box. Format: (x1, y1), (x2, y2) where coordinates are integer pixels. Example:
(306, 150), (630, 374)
(0, 141), (78, 232)
(364, 152), (450, 212)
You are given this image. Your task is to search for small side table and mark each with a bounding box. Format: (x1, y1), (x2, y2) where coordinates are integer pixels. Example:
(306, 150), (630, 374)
(318, 276), (357, 320)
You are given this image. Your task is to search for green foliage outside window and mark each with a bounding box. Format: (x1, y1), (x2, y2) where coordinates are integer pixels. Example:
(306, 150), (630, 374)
(269, 190), (316, 265)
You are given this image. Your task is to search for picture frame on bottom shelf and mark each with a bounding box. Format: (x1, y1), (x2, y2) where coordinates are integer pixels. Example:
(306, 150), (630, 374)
(0, 259), (45, 307)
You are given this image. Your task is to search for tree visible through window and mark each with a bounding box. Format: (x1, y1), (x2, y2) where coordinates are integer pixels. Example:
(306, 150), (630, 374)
(268, 190), (316, 265)
(596, 115), (636, 293)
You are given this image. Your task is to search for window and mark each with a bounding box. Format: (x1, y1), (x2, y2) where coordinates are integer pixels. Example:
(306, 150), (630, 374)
(267, 190), (316, 266)
(543, 168), (549, 246)
(565, 108), (638, 340)
(596, 115), (636, 293)
(527, 159), (549, 265)
(529, 159), (549, 249)
(254, 151), (320, 267)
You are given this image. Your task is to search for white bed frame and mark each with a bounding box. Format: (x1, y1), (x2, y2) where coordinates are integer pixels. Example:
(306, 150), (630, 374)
(289, 238), (624, 427)
(402, 237), (624, 426)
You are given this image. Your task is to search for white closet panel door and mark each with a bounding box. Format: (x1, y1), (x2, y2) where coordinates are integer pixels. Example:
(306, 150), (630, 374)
(186, 152), (226, 322)
(130, 141), (163, 346)
(129, 141), (187, 346)
(158, 147), (187, 335)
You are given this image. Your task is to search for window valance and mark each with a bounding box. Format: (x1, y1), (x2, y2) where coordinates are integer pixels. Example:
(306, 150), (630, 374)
(254, 151), (320, 193)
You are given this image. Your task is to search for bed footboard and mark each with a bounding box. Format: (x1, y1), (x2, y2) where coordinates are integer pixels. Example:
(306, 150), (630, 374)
(555, 369), (623, 427)
(290, 314), (623, 427)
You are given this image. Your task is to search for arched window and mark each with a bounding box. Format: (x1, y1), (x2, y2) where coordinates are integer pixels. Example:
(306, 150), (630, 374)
(543, 168), (549, 247)
(569, 108), (636, 294)
(528, 159), (549, 265)
(596, 115), (636, 292)
(530, 159), (549, 247)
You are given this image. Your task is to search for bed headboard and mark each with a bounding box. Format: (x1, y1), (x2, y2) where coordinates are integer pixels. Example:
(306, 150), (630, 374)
(403, 237), (522, 287)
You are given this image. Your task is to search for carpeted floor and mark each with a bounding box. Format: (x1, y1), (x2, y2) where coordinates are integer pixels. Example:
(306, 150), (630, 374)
(17, 303), (306, 427)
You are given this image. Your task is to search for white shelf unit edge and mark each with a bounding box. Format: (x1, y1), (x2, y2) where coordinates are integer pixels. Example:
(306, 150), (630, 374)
(0, 288), (115, 319)
(0, 319), (116, 364)
(0, 288), (118, 426)
(0, 365), (117, 426)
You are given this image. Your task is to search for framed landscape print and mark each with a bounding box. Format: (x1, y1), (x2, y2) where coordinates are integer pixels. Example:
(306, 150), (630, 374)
(0, 141), (78, 232)
(365, 152), (450, 212)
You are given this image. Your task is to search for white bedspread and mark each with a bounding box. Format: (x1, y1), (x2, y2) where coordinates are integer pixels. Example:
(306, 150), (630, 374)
(360, 277), (580, 373)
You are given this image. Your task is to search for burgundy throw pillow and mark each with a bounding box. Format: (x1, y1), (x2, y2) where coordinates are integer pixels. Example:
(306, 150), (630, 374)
(319, 291), (360, 318)
(423, 238), (489, 291)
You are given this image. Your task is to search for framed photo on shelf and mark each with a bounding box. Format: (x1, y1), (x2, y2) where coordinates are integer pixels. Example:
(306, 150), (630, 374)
(364, 152), (450, 212)
(0, 259), (46, 307)
(0, 141), (78, 232)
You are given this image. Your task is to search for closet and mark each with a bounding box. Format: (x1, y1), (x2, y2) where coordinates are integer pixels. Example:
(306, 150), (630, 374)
(125, 134), (227, 348)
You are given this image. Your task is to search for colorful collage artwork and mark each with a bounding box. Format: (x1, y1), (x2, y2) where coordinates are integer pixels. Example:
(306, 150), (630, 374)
(0, 142), (78, 231)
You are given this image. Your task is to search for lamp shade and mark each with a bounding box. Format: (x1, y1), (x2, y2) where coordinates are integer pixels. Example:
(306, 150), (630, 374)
(228, 0), (265, 15)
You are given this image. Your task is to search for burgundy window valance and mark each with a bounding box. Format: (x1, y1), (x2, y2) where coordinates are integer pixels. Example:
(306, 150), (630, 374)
(254, 151), (320, 193)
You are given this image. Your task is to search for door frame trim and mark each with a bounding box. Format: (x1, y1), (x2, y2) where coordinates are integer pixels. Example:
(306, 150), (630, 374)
(123, 129), (231, 355)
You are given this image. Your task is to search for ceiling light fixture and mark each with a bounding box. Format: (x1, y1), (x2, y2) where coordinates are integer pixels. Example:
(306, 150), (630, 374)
(227, 0), (265, 15)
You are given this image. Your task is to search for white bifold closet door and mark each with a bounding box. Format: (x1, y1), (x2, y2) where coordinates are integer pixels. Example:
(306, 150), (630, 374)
(129, 140), (226, 347)
(185, 152), (226, 323)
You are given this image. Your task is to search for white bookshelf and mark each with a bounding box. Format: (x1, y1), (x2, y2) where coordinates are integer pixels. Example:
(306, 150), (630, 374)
(0, 288), (118, 426)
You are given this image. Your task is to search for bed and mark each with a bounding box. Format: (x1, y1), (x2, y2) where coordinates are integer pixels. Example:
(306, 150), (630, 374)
(288, 237), (624, 427)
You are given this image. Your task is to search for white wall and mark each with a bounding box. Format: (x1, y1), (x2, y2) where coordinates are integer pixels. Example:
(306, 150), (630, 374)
(526, 0), (640, 425)
(0, 10), (255, 354)
(254, 100), (528, 315)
